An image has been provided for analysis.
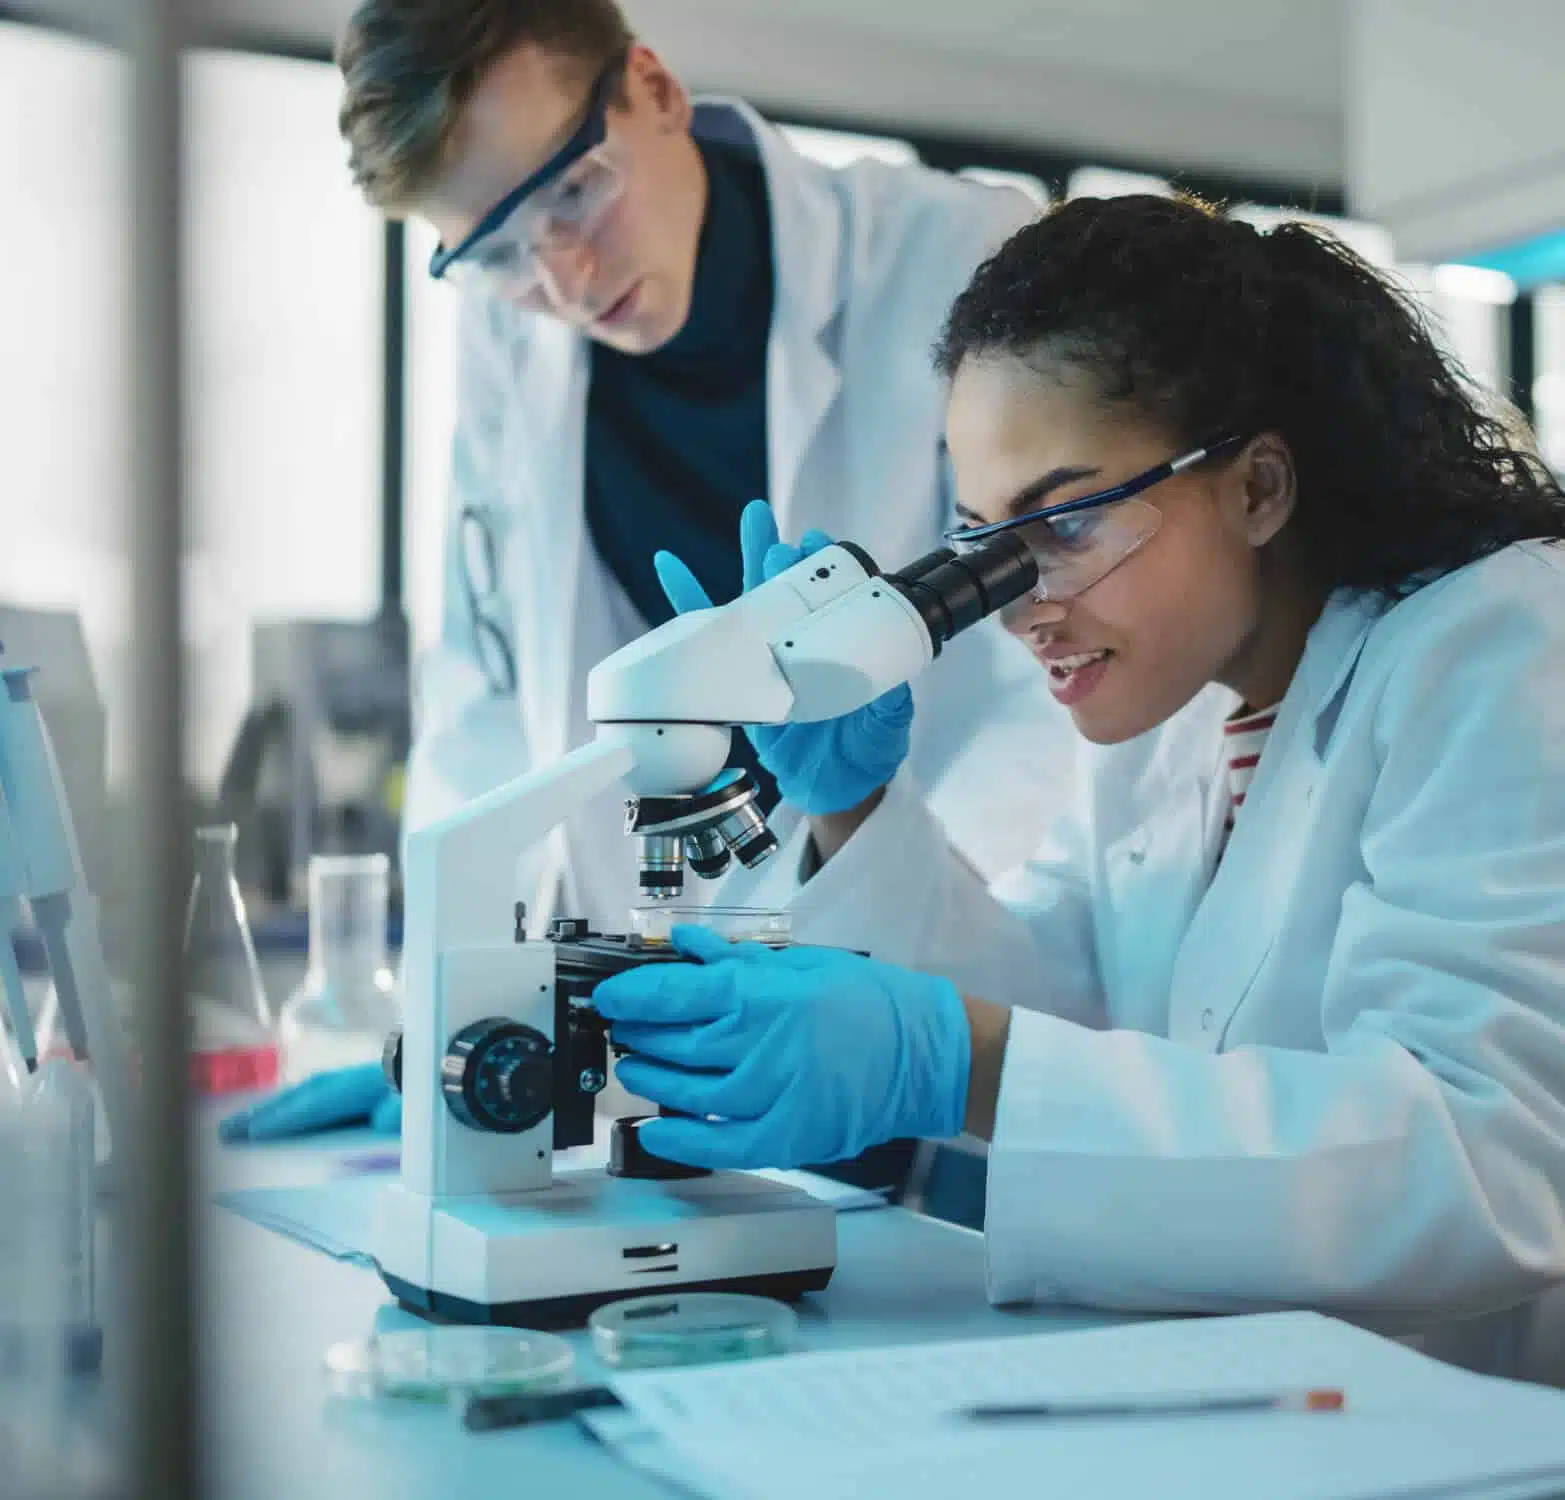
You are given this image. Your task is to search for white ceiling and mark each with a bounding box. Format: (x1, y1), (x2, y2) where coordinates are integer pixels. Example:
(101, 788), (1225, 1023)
(733, 0), (1346, 115)
(123, 0), (1352, 184)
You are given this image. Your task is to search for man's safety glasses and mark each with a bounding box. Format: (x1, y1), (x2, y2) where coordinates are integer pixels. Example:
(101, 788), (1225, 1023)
(428, 54), (628, 301)
(944, 435), (1247, 604)
(459, 505), (518, 697)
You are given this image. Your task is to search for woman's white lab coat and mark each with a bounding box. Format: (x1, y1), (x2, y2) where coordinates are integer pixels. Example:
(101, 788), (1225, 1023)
(763, 541), (1565, 1378)
(403, 98), (1061, 929)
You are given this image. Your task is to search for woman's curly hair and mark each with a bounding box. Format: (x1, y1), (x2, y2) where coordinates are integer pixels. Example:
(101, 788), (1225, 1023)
(935, 194), (1565, 598)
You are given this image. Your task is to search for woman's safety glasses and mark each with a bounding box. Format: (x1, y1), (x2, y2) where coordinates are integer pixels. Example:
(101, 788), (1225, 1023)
(428, 55), (628, 302)
(944, 435), (1246, 604)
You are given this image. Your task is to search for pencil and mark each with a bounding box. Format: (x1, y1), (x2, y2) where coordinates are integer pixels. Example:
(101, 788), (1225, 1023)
(964, 1389), (1346, 1422)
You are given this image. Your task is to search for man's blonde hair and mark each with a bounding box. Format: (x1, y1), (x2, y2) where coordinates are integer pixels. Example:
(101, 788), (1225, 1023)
(337, 0), (633, 213)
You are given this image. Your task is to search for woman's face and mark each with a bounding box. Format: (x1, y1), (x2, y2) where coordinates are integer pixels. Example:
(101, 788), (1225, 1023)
(945, 355), (1295, 744)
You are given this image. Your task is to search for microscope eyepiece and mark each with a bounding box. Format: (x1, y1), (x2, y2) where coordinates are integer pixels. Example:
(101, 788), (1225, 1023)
(886, 532), (1038, 653)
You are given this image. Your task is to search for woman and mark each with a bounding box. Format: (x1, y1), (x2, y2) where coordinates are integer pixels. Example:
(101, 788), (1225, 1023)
(594, 194), (1565, 1373)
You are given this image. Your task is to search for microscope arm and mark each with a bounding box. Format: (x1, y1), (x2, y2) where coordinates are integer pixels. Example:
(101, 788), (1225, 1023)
(400, 717), (734, 994)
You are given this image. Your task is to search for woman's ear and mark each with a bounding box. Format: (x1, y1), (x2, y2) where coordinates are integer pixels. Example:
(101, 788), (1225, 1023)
(1238, 433), (1297, 548)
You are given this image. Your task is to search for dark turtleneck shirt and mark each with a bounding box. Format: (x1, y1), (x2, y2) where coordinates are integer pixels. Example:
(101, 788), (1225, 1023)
(584, 132), (777, 805)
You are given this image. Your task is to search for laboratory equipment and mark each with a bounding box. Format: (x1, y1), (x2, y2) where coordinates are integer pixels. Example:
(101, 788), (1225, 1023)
(27, 1059), (101, 1373)
(323, 1326), (573, 1403)
(0, 1055), (103, 1497)
(184, 824), (277, 1096)
(218, 615), (410, 909)
(589, 1292), (797, 1370)
(376, 525), (1037, 1325)
(627, 905), (791, 947)
(0, 653), (132, 1175)
(0, 607), (109, 898)
(278, 854), (401, 1083)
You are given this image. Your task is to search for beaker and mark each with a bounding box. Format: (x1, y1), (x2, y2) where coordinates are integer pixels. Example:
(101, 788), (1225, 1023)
(185, 823), (278, 1095)
(278, 854), (401, 1083)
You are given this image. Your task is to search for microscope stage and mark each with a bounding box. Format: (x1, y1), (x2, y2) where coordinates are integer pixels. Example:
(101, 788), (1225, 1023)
(376, 1168), (837, 1328)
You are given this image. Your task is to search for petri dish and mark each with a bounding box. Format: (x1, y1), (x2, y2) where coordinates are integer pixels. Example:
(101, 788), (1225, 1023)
(324, 1326), (575, 1403)
(628, 906), (792, 948)
(589, 1292), (797, 1371)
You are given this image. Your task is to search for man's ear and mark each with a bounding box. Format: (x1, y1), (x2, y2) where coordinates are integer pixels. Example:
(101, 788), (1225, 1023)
(621, 44), (692, 132)
(1237, 432), (1297, 548)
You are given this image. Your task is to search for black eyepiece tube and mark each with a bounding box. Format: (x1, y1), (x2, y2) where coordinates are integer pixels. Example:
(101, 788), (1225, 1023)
(886, 532), (1038, 653)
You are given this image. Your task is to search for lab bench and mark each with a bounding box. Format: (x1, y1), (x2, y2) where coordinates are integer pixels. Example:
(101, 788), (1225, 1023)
(199, 1128), (1131, 1500)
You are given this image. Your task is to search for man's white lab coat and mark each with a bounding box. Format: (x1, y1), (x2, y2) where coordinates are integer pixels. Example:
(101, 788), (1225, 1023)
(403, 98), (1063, 928)
(763, 542), (1565, 1379)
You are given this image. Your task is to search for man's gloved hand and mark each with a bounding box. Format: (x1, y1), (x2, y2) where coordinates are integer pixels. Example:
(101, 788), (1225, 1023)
(654, 500), (913, 816)
(219, 1062), (402, 1143)
(592, 924), (971, 1170)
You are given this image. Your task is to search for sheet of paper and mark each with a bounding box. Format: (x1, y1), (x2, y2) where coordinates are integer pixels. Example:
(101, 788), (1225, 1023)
(214, 1179), (383, 1269)
(589, 1312), (1565, 1500)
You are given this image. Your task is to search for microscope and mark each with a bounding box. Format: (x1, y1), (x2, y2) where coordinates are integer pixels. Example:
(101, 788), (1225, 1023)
(375, 529), (1037, 1326)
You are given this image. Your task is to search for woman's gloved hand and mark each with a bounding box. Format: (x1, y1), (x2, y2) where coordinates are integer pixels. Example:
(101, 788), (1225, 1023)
(654, 500), (914, 815)
(219, 1062), (402, 1143)
(592, 924), (971, 1170)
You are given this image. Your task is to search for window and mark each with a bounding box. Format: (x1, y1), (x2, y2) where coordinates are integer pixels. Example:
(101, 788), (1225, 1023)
(1398, 263), (1517, 402)
(0, 22), (132, 781)
(403, 220), (462, 662)
(1537, 286), (1565, 474)
(181, 50), (384, 790)
(1230, 204), (1396, 269)
(1067, 165), (1170, 199)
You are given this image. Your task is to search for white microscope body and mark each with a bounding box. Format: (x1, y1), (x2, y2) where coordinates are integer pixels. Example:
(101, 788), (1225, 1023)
(375, 532), (1035, 1324)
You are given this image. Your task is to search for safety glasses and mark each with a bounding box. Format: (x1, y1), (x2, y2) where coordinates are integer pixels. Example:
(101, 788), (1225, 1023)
(944, 435), (1247, 603)
(428, 54), (628, 300)
(459, 505), (518, 697)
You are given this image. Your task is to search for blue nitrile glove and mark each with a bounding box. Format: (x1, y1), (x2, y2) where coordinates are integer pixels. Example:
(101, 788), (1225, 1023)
(653, 500), (913, 815)
(219, 1062), (402, 1143)
(592, 924), (970, 1170)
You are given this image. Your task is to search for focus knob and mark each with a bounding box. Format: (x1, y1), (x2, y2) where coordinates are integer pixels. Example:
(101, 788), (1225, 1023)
(441, 1019), (554, 1134)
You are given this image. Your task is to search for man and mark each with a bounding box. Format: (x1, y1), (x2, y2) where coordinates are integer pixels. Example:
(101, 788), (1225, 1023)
(336, 0), (1062, 935)
(219, 1), (1066, 1161)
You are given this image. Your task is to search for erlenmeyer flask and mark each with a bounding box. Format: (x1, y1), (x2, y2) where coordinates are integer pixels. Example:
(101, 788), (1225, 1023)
(278, 854), (401, 1082)
(184, 824), (277, 1095)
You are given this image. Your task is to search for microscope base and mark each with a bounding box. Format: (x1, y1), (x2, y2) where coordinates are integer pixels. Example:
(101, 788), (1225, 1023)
(384, 1265), (833, 1330)
(376, 1168), (837, 1329)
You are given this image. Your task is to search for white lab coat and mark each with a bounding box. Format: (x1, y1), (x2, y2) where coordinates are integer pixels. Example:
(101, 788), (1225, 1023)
(404, 99), (1062, 929)
(761, 541), (1565, 1379)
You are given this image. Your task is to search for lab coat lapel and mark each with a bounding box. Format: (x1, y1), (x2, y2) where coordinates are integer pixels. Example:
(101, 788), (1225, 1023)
(1167, 592), (1383, 1044)
(507, 317), (590, 769)
(741, 104), (845, 542)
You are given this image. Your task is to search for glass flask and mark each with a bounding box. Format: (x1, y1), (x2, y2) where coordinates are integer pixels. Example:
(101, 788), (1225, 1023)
(278, 854), (401, 1083)
(184, 823), (278, 1095)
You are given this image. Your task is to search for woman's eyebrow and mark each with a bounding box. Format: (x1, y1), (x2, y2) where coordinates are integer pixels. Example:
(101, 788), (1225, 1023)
(953, 466), (1103, 524)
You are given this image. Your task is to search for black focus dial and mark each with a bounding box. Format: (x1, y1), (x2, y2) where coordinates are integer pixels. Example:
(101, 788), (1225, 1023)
(441, 1019), (554, 1134)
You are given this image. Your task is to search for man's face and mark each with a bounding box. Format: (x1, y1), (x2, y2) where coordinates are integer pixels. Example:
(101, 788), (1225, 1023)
(421, 43), (707, 354)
